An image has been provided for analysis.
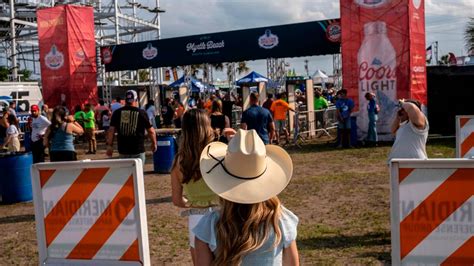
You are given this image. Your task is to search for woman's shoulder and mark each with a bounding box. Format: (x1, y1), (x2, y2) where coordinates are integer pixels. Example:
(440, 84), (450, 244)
(7, 124), (18, 131)
(279, 206), (299, 248)
(280, 206), (299, 226)
(192, 210), (220, 251)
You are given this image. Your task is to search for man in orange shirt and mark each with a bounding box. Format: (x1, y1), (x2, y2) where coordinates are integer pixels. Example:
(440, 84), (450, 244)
(270, 93), (295, 144)
(204, 94), (216, 114)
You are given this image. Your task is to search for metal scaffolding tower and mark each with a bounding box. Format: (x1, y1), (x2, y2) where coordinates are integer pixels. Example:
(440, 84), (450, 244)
(0, 0), (164, 101)
(266, 58), (287, 91)
(332, 53), (342, 90)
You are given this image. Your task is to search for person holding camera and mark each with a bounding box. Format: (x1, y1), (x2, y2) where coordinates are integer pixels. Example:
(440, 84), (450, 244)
(388, 99), (429, 161)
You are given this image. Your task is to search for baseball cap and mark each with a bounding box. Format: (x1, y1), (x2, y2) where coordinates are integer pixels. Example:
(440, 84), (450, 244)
(125, 90), (138, 103)
(31, 105), (40, 112)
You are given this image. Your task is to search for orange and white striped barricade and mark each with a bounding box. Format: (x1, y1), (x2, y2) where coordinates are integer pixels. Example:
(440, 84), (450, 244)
(31, 159), (150, 265)
(456, 115), (474, 158)
(390, 159), (474, 265)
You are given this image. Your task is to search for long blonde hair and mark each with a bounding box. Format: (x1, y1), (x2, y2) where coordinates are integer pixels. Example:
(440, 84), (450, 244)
(214, 197), (282, 265)
(172, 109), (214, 183)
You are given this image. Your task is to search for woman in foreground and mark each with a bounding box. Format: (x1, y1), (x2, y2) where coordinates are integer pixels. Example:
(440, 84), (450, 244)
(43, 106), (84, 162)
(194, 129), (300, 266)
(170, 109), (219, 265)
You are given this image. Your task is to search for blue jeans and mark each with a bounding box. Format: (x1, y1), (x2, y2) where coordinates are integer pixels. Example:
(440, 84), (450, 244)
(119, 153), (146, 165)
(367, 113), (378, 142)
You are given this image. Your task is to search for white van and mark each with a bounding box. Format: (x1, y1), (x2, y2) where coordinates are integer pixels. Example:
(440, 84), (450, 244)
(0, 82), (43, 131)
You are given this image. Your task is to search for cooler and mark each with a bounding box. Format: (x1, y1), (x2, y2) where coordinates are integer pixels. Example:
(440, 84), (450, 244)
(153, 129), (180, 173)
(0, 151), (33, 203)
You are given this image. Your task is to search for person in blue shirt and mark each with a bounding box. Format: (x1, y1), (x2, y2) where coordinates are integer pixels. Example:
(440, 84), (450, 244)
(336, 89), (354, 148)
(240, 92), (275, 144)
(365, 92), (379, 146)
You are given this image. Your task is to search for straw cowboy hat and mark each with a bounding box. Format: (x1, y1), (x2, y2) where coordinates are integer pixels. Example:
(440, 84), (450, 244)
(200, 129), (293, 204)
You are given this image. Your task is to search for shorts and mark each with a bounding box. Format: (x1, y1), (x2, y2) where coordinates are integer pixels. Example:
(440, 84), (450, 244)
(119, 153), (146, 165)
(186, 207), (216, 248)
(85, 128), (96, 140)
(275, 120), (287, 132)
(50, 150), (77, 162)
(338, 118), (351, 129)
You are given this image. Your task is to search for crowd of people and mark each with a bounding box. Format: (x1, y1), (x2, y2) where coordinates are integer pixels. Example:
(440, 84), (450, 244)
(0, 84), (431, 265)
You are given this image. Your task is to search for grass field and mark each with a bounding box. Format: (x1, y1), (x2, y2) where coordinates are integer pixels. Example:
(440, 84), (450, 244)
(0, 138), (455, 265)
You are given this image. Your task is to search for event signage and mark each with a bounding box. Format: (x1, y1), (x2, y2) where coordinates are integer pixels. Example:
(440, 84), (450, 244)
(456, 115), (474, 158)
(142, 43), (158, 60)
(340, 0), (427, 141)
(31, 159), (150, 265)
(44, 45), (65, 70)
(37, 5), (97, 109)
(186, 40), (225, 53)
(390, 159), (474, 264)
(326, 22), (341, 43)
(258, 30), (279, 49)
(103, 19), (340, 71)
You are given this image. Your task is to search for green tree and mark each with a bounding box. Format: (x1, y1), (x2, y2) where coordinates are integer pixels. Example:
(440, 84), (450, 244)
(0, 66), (8, 81)
(18, 69), (31, 81)
(212, 62), (248, 84)
(465, 17), (474, 54)
(439, 54), (449, 65)
(138, 69), (150, 82)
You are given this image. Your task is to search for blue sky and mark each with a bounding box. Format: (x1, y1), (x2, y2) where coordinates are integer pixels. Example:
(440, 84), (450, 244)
(155, 0), (474, 80)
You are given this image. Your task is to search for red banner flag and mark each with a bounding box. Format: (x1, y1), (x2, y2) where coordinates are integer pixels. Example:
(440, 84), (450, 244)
(341, 0), (427, 141)
(38, 5), (97, 110)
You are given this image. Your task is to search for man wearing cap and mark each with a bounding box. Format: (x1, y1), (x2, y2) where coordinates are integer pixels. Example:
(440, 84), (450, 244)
(240, 92), (275, 144)
(106, 90), (157, 164)
(30, 104), (51, 163)
(388, 99), (429, 161)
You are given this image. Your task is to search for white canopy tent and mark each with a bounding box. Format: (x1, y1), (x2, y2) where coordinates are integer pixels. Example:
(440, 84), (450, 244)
(312, 69), (329, 89)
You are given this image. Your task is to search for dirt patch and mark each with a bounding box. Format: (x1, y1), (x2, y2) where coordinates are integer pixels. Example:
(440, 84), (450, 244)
(0, 139), (455, 264)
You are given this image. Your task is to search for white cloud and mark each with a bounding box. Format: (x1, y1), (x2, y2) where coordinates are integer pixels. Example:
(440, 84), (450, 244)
(152, 0), (472, 78)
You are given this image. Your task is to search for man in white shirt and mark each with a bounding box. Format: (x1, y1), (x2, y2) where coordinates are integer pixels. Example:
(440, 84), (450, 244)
(388, 99), (429, 162)
(30, 104), (51, 163)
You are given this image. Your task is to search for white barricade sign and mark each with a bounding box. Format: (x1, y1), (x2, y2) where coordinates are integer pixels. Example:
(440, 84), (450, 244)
(31, 159), (150, 265)
(391, 159), (474, 265)
(456, 115), (474, 158)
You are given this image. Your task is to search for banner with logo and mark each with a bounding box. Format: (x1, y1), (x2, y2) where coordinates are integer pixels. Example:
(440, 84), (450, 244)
(38, 5), (97, 109)
(37, 6), (69, 107)
(103, 19), (341, 71)
(340, 0), (427, 141)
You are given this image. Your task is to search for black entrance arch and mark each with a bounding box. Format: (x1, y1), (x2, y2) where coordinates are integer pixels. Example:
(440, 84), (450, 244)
(102, 19), (341, 72)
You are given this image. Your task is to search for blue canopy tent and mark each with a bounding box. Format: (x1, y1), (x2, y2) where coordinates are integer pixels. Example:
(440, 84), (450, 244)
(235, 71), (269, 85)
(169, 75), (205, 93)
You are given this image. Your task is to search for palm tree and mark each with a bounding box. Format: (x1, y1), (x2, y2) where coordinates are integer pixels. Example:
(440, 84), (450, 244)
(439, 54), (449, 65)
(211, 62), (248, 85)
(465, 17), (474, 55)
(236, 61), (249, 75)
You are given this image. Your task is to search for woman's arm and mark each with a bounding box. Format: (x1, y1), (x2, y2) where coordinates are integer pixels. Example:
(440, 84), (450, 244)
(402, 102), (426, 129)
(69, 122), (84, 135)
(195, 238), (213, 266)
(282, 241), (299, 266)
(170, 165), (187, 208)
(43, 127), (51, 148)
(224, 115), (230, 129)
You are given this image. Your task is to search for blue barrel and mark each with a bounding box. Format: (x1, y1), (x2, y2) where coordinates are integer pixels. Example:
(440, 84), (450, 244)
(153, 135), (177, 173)
(0, 152), (33, 204)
